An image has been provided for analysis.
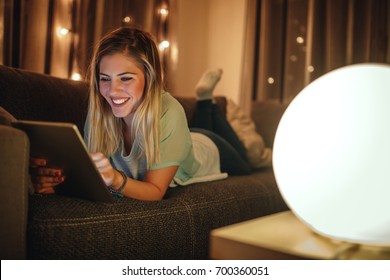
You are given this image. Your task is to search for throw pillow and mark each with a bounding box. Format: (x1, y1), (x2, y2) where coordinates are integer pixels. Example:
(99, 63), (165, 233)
(226, 99), (272, 168)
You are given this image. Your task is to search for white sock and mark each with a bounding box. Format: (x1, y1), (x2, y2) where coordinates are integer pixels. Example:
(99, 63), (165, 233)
(195, 68), (223, 100)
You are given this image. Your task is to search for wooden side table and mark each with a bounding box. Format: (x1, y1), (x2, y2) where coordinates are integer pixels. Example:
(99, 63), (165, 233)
(209, 211), (390, 260)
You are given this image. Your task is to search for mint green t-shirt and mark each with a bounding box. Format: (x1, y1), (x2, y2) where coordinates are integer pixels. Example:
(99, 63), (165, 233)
(149, 92), (201, 182)
(84, 92), (203, 184)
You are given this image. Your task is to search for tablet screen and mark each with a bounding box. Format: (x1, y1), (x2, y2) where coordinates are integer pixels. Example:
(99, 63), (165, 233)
(13, 120), (115, 203)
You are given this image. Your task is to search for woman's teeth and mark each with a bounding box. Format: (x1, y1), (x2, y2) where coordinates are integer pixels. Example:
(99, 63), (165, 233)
(112, 98), (129, 105)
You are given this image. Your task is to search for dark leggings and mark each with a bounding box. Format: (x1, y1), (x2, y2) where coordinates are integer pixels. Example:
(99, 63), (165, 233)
(191, 100), (251, 175)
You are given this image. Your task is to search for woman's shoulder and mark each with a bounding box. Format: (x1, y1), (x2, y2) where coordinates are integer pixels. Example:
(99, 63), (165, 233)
(160, 92), (188, 126)
(162, 91), (181, 105)
(161, 92), (185, 114)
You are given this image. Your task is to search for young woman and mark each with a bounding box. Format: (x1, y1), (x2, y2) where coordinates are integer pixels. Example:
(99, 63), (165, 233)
(30, 27), (251, 200)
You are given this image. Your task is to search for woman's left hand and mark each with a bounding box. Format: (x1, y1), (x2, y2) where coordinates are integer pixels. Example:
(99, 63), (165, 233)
(29, 157), (65, 194)
(90, 152), (118, 187)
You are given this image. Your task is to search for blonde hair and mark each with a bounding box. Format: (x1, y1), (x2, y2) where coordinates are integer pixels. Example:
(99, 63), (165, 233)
(86, 27), (164, 167)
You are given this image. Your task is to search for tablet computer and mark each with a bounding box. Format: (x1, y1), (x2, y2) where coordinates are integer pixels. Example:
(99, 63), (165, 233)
(13, 120), (115, 203)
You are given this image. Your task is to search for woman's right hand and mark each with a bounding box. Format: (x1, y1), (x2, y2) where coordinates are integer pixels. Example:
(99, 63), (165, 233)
(29, 157), (65, 194)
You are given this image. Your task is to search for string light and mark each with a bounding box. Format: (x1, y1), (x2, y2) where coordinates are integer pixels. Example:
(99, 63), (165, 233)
(296, 36), (304, 44)
(71, 72), (82, 81)
(159, 40), (170, 51)
(267, 77), (275, 84)
(158, 4), (169, 58)
(122, 16), (131, 23)
(57, 27), (70, 37)
(159, 8), (168, 15)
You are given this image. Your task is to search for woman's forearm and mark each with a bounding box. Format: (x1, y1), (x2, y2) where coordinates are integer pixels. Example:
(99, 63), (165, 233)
(112, 165), (178, 200)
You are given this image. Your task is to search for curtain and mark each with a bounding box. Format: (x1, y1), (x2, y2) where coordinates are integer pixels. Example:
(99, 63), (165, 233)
(1, 0), (169, 80)
(244, 0), (390, 104)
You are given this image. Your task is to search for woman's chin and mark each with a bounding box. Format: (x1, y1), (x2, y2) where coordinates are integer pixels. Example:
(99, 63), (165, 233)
(111, 109), (129, 119)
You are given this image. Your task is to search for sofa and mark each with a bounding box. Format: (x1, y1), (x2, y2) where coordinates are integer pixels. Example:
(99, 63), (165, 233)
(0, 65), (289, 260)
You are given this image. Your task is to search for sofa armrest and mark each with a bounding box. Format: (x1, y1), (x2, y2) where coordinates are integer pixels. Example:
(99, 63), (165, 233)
(0, 125), (30, 259)
(251, 101), (288, 148)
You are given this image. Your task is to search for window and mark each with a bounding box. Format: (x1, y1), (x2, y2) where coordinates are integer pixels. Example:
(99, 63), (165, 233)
(252, 0), (390, 103)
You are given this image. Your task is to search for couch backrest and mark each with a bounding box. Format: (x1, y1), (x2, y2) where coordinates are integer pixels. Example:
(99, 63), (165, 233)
(0, 65), (227, 134)
(0, 65), (89, 133)
(251, 101), (288, 148)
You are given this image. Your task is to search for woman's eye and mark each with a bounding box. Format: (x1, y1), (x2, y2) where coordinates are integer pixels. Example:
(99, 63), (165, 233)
(99, 77), (110, 82)
(121, 77), (132, 82)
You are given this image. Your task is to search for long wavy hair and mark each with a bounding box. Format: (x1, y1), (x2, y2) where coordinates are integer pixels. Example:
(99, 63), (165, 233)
(86, 27), (164, 167)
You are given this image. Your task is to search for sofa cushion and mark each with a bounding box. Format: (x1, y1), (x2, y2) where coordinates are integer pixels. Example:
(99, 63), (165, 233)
(27, 169), (288, 259)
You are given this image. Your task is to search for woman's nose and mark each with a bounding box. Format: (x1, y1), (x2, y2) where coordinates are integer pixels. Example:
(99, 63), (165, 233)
(110, 79), (122, 94)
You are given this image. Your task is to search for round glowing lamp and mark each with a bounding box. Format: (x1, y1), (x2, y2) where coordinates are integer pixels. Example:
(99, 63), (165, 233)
(273, 63), (390, 246)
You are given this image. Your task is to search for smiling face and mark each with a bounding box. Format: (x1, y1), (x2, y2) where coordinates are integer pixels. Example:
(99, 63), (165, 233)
(98, 52), (145, 122)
